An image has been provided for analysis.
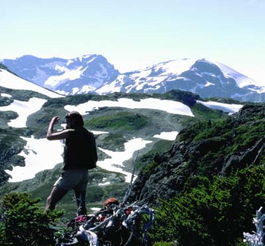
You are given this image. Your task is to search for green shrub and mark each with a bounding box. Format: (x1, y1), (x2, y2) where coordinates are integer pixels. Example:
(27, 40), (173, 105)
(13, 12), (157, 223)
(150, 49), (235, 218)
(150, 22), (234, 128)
(85, 112), (149, 131)
(0, 192), (63, 246)
(153, 242), (178, 246)
(150, 165), (265, 246)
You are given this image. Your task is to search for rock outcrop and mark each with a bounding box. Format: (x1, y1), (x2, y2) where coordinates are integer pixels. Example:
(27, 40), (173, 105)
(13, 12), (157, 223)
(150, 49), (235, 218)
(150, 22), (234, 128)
(128, 104), (265, 206)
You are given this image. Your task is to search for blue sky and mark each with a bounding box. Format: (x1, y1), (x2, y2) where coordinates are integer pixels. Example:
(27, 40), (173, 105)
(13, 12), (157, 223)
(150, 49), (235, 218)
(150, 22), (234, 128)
(1, 0), (265, 84)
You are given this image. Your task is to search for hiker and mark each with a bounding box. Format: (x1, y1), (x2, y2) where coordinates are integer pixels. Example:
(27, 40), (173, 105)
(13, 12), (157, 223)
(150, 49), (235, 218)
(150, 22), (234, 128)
(45, 111), (98, 215)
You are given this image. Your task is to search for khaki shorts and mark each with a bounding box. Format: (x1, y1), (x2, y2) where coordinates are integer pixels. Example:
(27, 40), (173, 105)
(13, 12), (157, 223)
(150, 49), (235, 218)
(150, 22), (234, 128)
(54, 169), (89, 191)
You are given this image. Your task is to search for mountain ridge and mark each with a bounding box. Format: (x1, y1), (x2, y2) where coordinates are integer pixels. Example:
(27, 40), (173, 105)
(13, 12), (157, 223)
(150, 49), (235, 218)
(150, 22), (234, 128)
(1, 54), (119, 95)
(1, 55), (264, 102)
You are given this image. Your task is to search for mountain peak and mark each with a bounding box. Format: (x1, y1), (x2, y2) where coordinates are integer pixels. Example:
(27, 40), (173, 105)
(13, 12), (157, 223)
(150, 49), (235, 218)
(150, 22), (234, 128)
(1, 55), (265, 102)
(1, 54), (120, 95)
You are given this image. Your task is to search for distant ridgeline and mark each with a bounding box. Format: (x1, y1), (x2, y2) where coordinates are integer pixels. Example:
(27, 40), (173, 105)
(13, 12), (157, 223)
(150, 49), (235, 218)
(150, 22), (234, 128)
(1, 55), (265, 102)
(127, 103), (265, 245)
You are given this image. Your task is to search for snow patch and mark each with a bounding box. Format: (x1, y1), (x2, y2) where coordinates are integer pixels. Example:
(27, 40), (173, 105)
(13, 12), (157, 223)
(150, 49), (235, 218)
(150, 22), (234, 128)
(214, 61), (257, 88)
(44, 66), (86, 87)
(97, 138), (152, 182)
(0, 97), (47, 127)
(0, 69), (62, 98)
(153, 131), (179, 141)
(79, 85), (96, 94)
(205, 81), (214, 87)
(64, 98), (194, 117)
(6, 133), (150, 183)
(6, 136), (64, 182)
(197, 100), (244, 114)
(91, 130), (109, 135)
(0, 93), (12, 98)
(153, 58), (196, 76)
(96, 80), (122, 94)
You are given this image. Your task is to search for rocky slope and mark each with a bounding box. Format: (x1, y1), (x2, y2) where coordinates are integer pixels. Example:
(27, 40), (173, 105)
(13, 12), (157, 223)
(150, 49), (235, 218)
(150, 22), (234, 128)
(127, 103), (265, 206)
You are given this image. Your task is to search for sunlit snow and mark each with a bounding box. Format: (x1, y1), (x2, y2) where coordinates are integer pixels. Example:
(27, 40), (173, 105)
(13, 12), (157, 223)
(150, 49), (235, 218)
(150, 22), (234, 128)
(96, 76), (125, 94)
(103, 58), (197, 94)
(44, 66), (86, 87)
(0, 93), (12, 98)
(214, 61), (258, 88)
(197, 100), (244, 114)
(97, 138), (152, 182)
(91, 130), (109, 135)
(151, 58), (196, 76)
(153, 131), (179, 141)
(0, 97), (47, 127)
(0, 69), (62, 98)
(6, 136), (64, 182)
(6, 135), (151, 183)
(205, 81), (214, 87)
(64, 98), (194, 117)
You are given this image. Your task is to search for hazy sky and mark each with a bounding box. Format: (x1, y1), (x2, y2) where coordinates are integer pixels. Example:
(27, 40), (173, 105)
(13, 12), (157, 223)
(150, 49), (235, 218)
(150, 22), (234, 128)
(1, 0), (265, 84)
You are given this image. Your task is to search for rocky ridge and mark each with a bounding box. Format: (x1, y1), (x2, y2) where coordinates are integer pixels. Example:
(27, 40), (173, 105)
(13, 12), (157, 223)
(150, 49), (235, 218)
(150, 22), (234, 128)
(127, 104), (265, 206)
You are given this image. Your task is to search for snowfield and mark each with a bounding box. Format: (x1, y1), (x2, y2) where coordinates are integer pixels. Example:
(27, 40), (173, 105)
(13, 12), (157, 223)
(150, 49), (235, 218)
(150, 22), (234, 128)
(44, 66), (86, 88)
(197, 100), (244, 114)
(153, 131), (179, 141)
(64, 98), (194, 117)
(6, 136), (64, 182)
(0, 93), (12, 98)
(6, 136), (151, 183)
(0, 69), (63, 98)
(97, 138), (152, 182)
(0, 97), (47, 127)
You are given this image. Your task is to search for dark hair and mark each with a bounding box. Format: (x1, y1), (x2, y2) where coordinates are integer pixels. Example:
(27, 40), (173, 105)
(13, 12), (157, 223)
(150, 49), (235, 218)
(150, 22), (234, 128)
(65, 111), (84, 127)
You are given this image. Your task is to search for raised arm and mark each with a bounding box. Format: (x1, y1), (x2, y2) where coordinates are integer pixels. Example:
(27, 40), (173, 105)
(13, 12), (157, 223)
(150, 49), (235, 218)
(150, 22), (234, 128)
(46, 116), (72, 140)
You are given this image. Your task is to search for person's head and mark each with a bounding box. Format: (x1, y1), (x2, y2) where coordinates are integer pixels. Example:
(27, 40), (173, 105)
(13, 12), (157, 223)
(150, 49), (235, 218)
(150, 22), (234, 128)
(65, 111), (84, 128)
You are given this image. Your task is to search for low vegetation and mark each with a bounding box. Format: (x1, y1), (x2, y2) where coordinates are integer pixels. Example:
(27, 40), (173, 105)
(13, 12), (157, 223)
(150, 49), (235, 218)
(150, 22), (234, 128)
(1, 89), (259, 245)
(0, 192), (63, 246)
(143, 104), (265, 245)
(85, 111), (149, 131)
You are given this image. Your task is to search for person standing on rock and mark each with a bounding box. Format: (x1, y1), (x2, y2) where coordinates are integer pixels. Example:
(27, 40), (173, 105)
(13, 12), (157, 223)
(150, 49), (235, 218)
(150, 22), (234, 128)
(45, 111), (97, 215)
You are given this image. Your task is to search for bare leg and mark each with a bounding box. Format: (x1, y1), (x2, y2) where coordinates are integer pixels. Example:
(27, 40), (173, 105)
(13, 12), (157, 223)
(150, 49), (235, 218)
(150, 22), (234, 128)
(45, 186), (68, 211)
(74, 190), (87, 215)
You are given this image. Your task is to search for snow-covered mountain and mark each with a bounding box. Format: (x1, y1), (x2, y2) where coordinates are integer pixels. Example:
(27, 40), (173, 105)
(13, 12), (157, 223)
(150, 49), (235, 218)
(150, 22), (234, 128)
(1, 56), (264, 102)
(0, 66), (62, 98)
(1, 54), (119, 95)
(96, 58), (265, 102)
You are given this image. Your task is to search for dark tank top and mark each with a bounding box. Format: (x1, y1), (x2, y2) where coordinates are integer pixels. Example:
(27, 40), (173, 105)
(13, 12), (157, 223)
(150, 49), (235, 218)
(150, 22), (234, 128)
(63, 127), (97, 170)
